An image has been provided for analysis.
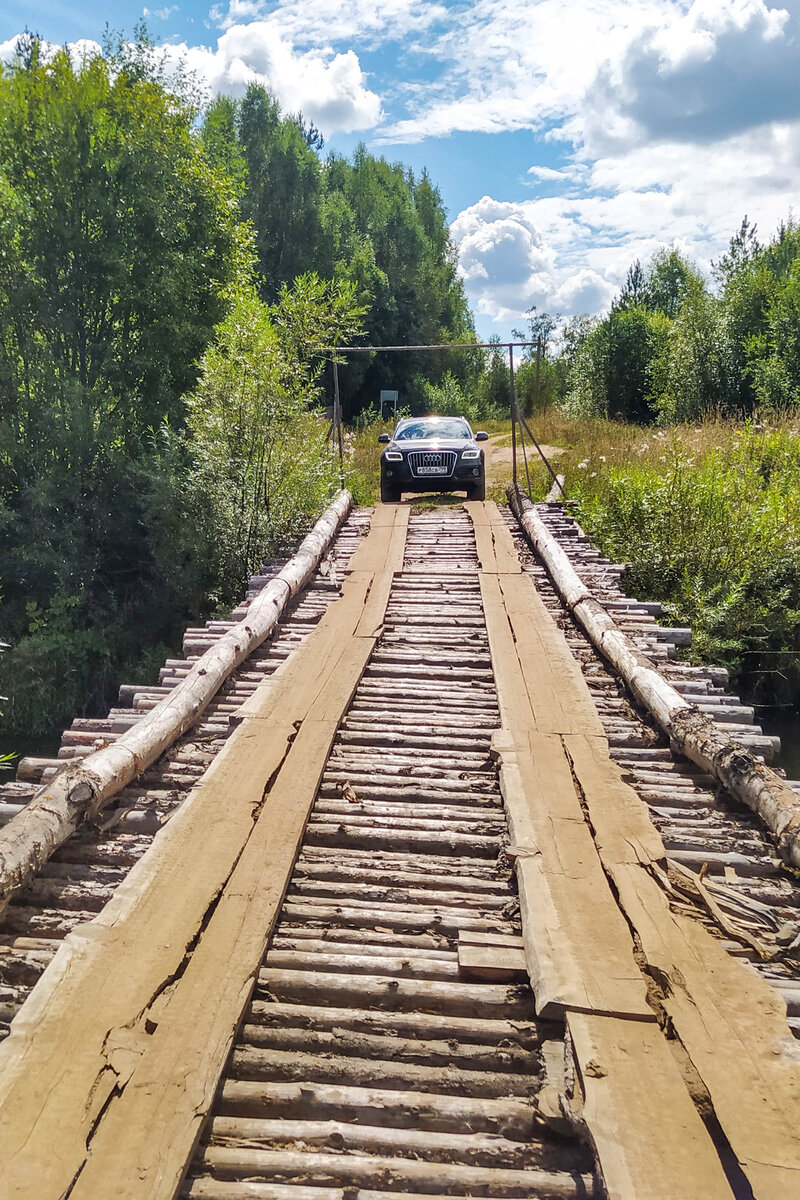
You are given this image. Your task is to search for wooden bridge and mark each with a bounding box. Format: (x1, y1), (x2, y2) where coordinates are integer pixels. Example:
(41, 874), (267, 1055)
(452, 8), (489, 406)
(0, 493), (799, 1199)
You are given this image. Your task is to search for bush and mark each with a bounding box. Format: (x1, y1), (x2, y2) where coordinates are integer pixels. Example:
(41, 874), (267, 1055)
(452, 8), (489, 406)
(572, 423), (800, 704)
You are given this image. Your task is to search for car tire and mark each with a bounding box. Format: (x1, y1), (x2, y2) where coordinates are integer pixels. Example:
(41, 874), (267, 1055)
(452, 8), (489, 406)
(467, 479), (486, 501)
(381, 479), (401, 503)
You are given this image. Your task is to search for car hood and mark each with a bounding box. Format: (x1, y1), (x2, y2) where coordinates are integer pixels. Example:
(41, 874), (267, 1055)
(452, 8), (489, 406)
(386, 438), (478, 452)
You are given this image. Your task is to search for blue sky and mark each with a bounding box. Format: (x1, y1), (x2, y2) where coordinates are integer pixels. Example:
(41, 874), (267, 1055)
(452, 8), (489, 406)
(4, 0), (800, 340)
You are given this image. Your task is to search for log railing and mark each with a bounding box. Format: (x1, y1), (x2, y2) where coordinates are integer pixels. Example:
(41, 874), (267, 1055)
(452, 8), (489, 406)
(508, 485), (800, 871)
(0, 491), (353, 914)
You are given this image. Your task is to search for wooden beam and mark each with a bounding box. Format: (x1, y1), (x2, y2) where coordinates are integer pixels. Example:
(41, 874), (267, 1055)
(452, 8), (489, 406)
(465, 500), (523, 574)
(0, 491), (354, 914)
(468, 502), (734, 1200)
(0, 506), (408, 1200)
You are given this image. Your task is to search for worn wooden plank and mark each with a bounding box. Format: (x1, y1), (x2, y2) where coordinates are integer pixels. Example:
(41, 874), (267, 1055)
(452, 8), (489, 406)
(347, 503), (409, 574)
(457, 941), (527, 980)
(465, 500), (523, 574)
(567, 1011), (733, 1200)
(499, 737), (653, 1022)
(498, 573), (604, 738)
(561, 733), (666, 868)
(479, 573), (652, 1022)
(475, 509), (735, 1199)
(0, 506), (408, 1200)
(611, 865), (800, 1200)
(71, 639), (375, 1200)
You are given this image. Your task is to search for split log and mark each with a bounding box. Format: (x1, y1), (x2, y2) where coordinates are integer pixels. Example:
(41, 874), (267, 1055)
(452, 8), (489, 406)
(194, 1148), (591, 1199)
(0, 491), (353, 913)
(508, 486), (800, 870)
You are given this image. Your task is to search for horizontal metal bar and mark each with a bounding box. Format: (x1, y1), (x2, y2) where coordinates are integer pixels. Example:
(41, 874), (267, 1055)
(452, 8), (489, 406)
(326, 342), (537, 353)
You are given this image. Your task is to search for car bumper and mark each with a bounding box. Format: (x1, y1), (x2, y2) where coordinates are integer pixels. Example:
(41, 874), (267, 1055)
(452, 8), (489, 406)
(381, 461), (484, 492)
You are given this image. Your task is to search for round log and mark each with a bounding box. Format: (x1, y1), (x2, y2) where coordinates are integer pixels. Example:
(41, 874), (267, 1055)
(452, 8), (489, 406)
(508, 486), (800, 870)
(0, 491), (353, 913)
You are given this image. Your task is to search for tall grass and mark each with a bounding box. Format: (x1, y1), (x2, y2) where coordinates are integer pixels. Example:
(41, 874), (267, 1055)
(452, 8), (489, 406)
(570, 420), (800, 705)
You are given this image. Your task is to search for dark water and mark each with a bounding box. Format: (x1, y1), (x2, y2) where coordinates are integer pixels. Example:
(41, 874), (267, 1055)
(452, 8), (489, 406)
(0, 733), (60, 772)
(757, 709), (800, 780)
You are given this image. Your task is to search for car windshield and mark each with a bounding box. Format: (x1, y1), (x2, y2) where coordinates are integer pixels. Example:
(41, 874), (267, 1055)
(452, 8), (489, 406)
(394, 418), (472, 441)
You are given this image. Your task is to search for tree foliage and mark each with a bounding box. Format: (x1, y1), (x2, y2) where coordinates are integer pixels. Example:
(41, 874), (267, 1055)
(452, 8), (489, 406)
(187, 275), (365, 581)
(561, 222), (800, 423)
(0, 42), (475, 739)
(202, 88), (477, 415)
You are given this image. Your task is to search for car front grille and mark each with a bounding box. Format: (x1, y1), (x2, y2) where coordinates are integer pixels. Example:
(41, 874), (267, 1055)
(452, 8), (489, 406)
(407, 450), (457, 478)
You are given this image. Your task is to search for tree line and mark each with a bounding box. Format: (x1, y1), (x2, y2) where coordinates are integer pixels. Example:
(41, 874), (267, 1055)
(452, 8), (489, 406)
(562, 217), (800, 424)
(0, 32), (474, 738)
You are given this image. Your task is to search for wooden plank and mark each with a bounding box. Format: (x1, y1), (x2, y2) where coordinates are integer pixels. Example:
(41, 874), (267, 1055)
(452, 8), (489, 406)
(562, 733), (666, 868)
(500, 736), (653, 1022)
(70, 638), (375, 1200)
(498, 572), (604, 737)
(0, 510), (404, 1200)
(612, 864), (800, 1200)
(346, 503), (409, 573)
(567, 1011), (733, 1200)
(457, 930), (525, 949)
(479, 573), (651, 1021)
(465, 500), (523, 574)
(564, 729), (800, 1196)
(457, 941), (527, 980)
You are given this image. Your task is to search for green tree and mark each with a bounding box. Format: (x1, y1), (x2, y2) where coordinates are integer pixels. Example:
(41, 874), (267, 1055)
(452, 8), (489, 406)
(187, 274), (365, 579)
(0, 34), (246, 735)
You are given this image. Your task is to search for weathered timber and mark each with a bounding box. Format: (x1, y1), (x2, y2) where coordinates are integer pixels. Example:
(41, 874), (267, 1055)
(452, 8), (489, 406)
(0, 492), (353, 915)
(193, 1147), (593, 1198)
(508, 486), (800, 870)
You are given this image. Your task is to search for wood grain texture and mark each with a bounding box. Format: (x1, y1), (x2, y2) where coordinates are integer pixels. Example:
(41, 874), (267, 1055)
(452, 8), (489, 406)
(0, 505), (408, 1200)
(469, 502), (735, 1200)
(567, 1011), (732, 1200)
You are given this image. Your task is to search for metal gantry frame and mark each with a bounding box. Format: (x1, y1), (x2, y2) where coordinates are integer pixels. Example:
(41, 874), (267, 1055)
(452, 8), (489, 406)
(327, 342), (567, 499)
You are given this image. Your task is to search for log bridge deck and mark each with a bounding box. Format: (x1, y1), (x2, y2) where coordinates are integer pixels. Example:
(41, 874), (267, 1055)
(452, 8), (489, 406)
(0, 497), (799, 1199)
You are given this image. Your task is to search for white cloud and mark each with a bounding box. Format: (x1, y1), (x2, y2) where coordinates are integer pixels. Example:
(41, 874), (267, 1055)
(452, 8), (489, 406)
(582, 0), (800, 150)
(527, 165), (586, 183)
(164, 24), (382, 133)
(208, 0), (448, 48)
(143, 5), (179, 20)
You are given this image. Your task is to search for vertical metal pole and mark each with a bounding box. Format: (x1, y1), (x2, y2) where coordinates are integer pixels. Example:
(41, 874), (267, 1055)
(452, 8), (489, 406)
(333, 357), (345, 489)
(535, 335), (542, 412)
(509, 345), (532, 500)
(509, 344), (517, 490)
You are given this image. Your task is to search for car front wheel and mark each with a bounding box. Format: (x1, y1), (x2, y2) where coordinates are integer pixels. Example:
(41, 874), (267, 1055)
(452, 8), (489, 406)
(381, 478), (401, 503)
(467, 479), (486, 501)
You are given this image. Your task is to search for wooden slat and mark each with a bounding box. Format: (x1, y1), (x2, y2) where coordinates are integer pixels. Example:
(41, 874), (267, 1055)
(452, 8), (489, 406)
(567, 1011), (732, 1200)
(471, 503), (734, 1200)
(346, 503), (409, 574)
(496, 731), (653, 1022)
(0, 506), (408, 1200)
(611, 865), (800, 1200)
(465, 500), (523, 574)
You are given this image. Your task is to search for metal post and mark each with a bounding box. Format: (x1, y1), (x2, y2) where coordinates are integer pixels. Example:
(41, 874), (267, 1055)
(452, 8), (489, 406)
(509, 344), (517, 490)
(509, 345), (532, 500)
(332, 358), (345, 489)
(535, 335), (542, 412)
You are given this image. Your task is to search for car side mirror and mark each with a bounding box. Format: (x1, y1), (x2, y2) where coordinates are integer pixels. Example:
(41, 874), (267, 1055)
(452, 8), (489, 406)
(475, 431), (489, 441)
(378, 433), (390, 444)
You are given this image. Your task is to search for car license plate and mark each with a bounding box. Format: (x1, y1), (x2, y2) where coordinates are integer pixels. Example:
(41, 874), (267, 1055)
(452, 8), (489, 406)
(417, 465), (448, 475)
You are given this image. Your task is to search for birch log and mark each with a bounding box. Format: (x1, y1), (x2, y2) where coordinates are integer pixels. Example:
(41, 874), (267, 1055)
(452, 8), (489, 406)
(508, 485), (800, 871)
(0, 490), (353, 913)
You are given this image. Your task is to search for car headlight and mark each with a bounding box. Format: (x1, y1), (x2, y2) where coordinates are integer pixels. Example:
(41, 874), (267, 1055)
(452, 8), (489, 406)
(385, 451), (403, 462)
(461, 449), (480, 460)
